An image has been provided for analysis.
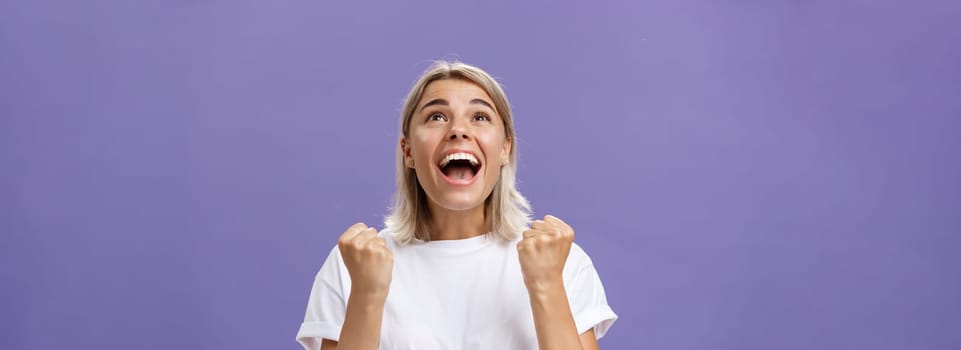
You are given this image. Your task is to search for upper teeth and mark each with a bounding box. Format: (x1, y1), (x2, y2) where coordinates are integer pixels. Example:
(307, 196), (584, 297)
(439, 152), (479, 167)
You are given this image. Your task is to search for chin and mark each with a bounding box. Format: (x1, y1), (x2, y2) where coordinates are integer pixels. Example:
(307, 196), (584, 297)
(434, 195), (485, 212)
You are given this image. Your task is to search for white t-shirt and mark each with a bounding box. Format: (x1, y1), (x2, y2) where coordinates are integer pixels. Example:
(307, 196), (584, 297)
(296, 230), (617, 350)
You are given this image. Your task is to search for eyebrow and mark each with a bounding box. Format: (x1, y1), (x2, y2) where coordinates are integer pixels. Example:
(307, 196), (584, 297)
(418, 98), (496, 113)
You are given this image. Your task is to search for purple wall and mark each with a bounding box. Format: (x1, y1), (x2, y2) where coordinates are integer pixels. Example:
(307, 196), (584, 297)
(3, 1), (960, 349)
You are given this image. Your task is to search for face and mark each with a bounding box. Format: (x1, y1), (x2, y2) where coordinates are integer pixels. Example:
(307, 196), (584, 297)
(401, 79), (511, 212)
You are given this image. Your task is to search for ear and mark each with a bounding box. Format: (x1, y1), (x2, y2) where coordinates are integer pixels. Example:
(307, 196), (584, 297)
(500, 137), (512, 166)
(400, 137), (415, 168)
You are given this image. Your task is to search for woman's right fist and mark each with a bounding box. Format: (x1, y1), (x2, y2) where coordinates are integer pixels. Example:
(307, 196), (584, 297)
(337, 223), (394, 298)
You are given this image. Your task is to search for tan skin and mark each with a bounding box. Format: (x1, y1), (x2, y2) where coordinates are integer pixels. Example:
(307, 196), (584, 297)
(324, 79), (598, 350)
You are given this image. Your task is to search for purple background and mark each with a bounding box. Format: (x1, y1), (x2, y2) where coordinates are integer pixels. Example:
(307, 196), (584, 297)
(2, 1), (960, 349)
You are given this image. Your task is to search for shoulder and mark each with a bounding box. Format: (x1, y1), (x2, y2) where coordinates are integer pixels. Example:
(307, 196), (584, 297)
(317, 244), (344, 275)
(569, 242), (594, 266)
(378, 227), (405, 251)
(320, 228), (400, 265)
(562, 241), (598, 279)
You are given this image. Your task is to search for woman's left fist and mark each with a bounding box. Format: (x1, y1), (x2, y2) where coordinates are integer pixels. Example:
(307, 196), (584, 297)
(517, 215), (575, 293)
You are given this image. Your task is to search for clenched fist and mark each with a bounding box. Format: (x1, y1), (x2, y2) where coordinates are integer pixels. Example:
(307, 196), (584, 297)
(517, 215), (575, 293)
(338, 222), (394, 298)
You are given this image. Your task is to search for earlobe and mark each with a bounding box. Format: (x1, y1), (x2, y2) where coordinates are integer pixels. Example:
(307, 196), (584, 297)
(501, 138), (512, 166)
(401, 137), (415, 168)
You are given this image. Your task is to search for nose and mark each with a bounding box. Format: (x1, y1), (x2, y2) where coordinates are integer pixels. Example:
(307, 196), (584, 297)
(448, 119), (471, 140)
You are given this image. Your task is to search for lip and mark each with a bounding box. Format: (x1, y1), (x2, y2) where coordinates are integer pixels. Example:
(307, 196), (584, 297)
(435, 149), (483, 168)
(435, 148), (482, 187)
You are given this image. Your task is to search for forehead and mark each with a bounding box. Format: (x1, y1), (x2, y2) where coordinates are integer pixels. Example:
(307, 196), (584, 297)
(419, 79), (493, 105)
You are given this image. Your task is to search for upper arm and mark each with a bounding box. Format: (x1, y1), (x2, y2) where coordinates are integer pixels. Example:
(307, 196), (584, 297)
(320, 339), (337, 350)
(567, 243), (618, 341)
(580, 328), (599, 350)
(297, 247), (349, 350)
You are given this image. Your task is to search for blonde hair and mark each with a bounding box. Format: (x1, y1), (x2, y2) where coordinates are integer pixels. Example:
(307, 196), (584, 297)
(385, 60), (532, 244)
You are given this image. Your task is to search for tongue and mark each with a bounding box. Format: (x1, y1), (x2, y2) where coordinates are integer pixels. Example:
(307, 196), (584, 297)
(446, 165), (475, 180)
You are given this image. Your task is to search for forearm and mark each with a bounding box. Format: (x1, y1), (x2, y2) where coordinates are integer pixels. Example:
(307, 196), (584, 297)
(336, 291), (386, 350)
(528, 281), (584, 350)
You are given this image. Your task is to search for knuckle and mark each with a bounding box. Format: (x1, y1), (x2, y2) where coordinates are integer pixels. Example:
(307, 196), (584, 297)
(351, 239), (365, 250)
(347, 222), (366, 232)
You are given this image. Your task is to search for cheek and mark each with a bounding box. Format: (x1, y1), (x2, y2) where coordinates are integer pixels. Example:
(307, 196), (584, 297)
(410, 134), (435, 161)
(410, 137), (440, 177)
(479, 134), (507, 159)
(478, 139), (507, 178)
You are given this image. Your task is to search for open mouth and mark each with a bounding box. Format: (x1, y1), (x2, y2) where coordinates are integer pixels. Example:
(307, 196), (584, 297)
(437, 152), (482, 183)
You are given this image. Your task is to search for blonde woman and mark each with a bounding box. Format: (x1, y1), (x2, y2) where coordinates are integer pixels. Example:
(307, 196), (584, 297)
(296, 61), (617, 349)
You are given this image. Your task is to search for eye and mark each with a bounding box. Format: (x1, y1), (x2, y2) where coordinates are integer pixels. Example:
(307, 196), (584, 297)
(428, 113), (447, 122)
(473, 113), (491, 122)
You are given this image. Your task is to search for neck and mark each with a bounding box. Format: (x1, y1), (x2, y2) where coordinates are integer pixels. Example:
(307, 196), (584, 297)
(426, 202), (488, 241)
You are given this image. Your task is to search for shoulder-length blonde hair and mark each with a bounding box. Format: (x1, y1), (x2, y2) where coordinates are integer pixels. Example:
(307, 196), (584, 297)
(385, 60), (531, 244)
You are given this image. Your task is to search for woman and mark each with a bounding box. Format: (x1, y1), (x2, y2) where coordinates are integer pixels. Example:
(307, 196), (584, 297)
(296, 61), (617, 349)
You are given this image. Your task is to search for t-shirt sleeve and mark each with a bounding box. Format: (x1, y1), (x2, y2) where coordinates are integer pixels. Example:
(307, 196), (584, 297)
(564, 243), (618, 339)
(296, 245), (351, 350)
